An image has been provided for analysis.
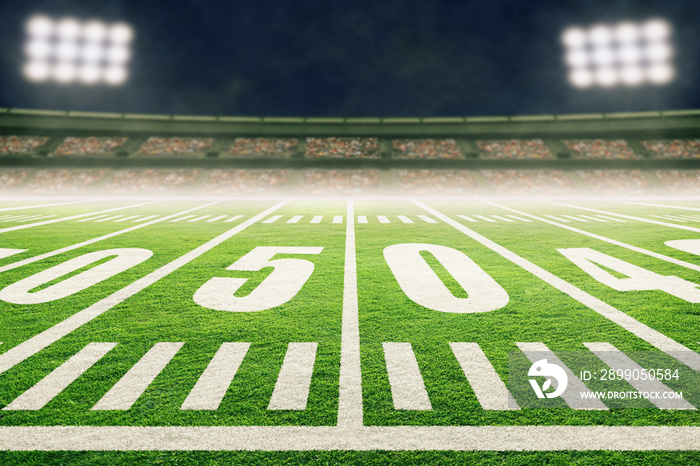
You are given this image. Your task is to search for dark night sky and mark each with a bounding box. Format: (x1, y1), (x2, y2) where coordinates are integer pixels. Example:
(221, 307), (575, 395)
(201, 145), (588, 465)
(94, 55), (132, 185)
(0, 0), (698, 117)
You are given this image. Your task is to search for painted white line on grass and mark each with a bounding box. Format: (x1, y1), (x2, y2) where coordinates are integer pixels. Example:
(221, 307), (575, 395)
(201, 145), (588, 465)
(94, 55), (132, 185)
(0, 201), (287, 375)
(95, 215), (126, 223)
(170, 215), (196, 223)
(415, 201), (700, 374)
(17, 215), (56, 223)
(0, 200), (91, 212)
(77, 215), (108, 223)
(357, 216), (367, 224)
(505, 215), (532, 222)
(263, 215), (283, 224)
(543, 215), (571, 222)
(674, 215), (700, 221)
(224, 215), (244, 223)
(310, 215), (323, 224)
(287, 215), (303, 224)
(578, 215), (607, 222)
(484, 202), (700, 273)
(417, 215), (438, 224)
(181, 343), (250, 411)
(584, 342), (696, 410)
(624, 201), (700, 212)
(0, 249), (27, 260)
(188, 215), (213, 222)
(490, 215), (514, 223)
(457, 215), (477, 223)
(93, 343), (184, 410)
(114, 215), (142, 223)
(517, 342), (607, 410)
(450, 342), (518, 410)
(562, 215), (589, 222)
(206, 215), (228, 223)
(383, 343), (431, 410)
(377, 215), (390, 224)
(2, 215), (41, 222)
(474, 215), (496, 223)
(650, 215), (688, 223)
(338, 200), (362, 427)
(268, 343), (318, 411)
(133, 215), (159, 223)
(594, 215), (626, 222)
(0, 202), (223, 274)
(397, 215), (413, 224)
(333, 216), (343, 224)
(4, 343), (117, 411)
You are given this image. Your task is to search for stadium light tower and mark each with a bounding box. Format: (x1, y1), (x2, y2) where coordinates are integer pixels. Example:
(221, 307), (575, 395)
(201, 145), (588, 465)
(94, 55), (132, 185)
(562, 19), (673, 88)
(23, 16), (133, 85)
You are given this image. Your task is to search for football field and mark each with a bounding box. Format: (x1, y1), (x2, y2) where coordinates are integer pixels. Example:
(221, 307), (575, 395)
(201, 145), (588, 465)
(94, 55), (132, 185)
(0, 197), (699, 464)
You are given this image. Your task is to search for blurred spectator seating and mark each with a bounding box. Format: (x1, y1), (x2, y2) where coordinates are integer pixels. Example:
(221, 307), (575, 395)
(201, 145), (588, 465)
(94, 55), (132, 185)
(0, 169), (31, 190)
(103, 169), (201, 193)
(656, 170), (700, 194)
(25, 169), (108, 192)
(577, 170), (651, 195)
(393, 139), (463, 159)
(300, 170), (381, 194)
(397, 170), (479, 194)
(51, 137), (128, 156)
(305, 138), (380, 158)
(137, 137), (214, 156)
(483, 170), (576, 195)
(0, 136), (49, 155)
(478, 140), (555, 159)
(201, 169), (288, 194)
(227, 138), (298, 157)
(564, 139), (640, 159)
(643, 140), (700, 159)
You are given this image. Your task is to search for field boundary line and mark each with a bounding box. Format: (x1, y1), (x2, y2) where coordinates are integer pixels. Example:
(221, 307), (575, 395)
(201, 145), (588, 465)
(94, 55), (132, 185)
(0, 201), (91, 212)
(624, 202), (700, 212)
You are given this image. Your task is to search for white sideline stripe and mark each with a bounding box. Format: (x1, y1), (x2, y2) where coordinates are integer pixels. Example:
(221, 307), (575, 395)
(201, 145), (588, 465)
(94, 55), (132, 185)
(383, 342), (432, 411)
(114, 215), (142, 223)
(578, 215), (607, 222)
(77, 215), (108, 223)
(474, 215), (496, 223)
(0, 201), (223, 274)
(338, 200), (362, 427)
(188, 215), (213, 222)
(484, 202), (700, 274)
(543, 215), (571, 222)
(450, 343), (518, 410)
(517, 342), (607, 410)
(224, 215), (244, 223)
(133, 215), (159, 222)
(397, 215), (414, 224)
(207, 215), (228, 223)
(92, 343), (184, 411)
(594, 215), (626, 222)
(562, 215), (589, 222)
(415, 201), (700, 374)
(310, 215), (323, 224)
(458, 215), (477, 223)
(170, 215), (196, 223)
(1, 425), (700, 451)
(287, 215), (303, 224)
(268, 343), (318, 410)
(4, 343), (117, 411)
(0, 200), (90, 212)
(95, 215), (125, 223)
(333, 216), (343, 224)
(584, 343), (696, 410)
(181, 343), (250, 410)
(505, 215), (532, 222)
(547, 202), (700, 234)
(377, 215), (390, 224)
(0, 201), (287, 375)
(417, 215), (438, 223)
(262, 215), (283, 224)
(357, 216), (367, 224)
(650, 215), (688, 223)
(490, 215), (514, 222)
(625, 201), (700, 212)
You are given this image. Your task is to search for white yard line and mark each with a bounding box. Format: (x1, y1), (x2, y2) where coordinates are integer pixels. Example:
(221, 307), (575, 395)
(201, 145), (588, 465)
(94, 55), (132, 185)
(377, 215), (390, 224)
(357, 216), (367, 224)
(457, 215), (477, 223)
(310, 215), (323, 224)
(624, 201), (700, 212)
(417, 215), (438, 224)
(397, 215), (414, 224)
(333, 216), (343, 224)
(577, 215), (607, 222)
(95, 215), (126, 223)
(543, 215), (571, 222)
(490, 215), (514, 223)
(268, 343), (318, 410)
(650, 215), (688, 222)
(77, 215), (109, 223)
(450, 343), (517, 410)
(114, 215), (142, 223)
(593, 215), (626, 222)
(224, 215), (244, 223)
(262, 215), (283, 224)
(206, 215), (228, 223)
(383, 343), (432, 410)
(474, 215), (496, 223)
(0, 201), (288, 375)
(188, 215), (213, 222)
(170, 215), (196, 223)
(287, 215), (303, 224)
(0, 200), (91, 212)
(505, 215), (532, 222)
(562, 215), (589, 222)
(133, 215), (159, 223)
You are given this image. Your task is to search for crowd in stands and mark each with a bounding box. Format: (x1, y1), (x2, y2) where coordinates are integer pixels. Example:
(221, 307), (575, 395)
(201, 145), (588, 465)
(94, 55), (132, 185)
(51, 137), (128, 157)
(397, 170), (479, 194)
(392, 139), (462, 159)
(656, 170), (700, 194)
(300, 170), (381, 194)
(137, 137), (214, 156)
(103, 169), (201, 193)
(305, 138), (380, 158)
(0, 136), (49, 155)
(577, 170), (651, 195)
(201, 169), (288, 194)
(0, 170), (30, 190)
(643, 140), (700, 159)
(564, 140), (639, 159)
(227, 138), (298, 157)
(477, 140), (554, 159)
(483, 170), (576, 195)
(25, 169), (108, 193)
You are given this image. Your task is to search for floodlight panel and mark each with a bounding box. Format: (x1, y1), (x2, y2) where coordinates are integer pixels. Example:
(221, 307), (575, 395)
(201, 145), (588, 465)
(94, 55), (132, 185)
(54, 62), (77, 83)
(106, 46), (130, 64)
(566, 50), (589, 68)
(589, 25), (612, 46)
(27, 16), (53, 38)
(84, 21), (107, 42)
(595, 67), (618, 87)
(620, 66), (644, 85)
(109, 24), (133, 44)
(592, 47), (615, 66)
(24, 61), (51, 82)
(643, 20), (670, 41)
(562, 28), (587, 48)
(615, 23), (639, 43)
(648, 63), (674, 84)
(618, 45), (642, 65)
(55, 41), (80, 61)
(56, 18), (81, 40)
(79, 65), (102, 84)
(646, 43), (672, 62)
(569, 69), (593, 88)
(26, 40), (52, 60)
(104, 66), (127, 85)
(82, 43), (104, 63)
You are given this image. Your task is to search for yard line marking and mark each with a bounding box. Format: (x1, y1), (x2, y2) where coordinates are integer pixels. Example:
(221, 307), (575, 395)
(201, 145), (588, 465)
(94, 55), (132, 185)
(0, 249), (26, 260)
(287, 215), (303, 224)
(485, 202), (700, 273)
(547, 202), (700, 234)
(505, 215), (532, 222)
(181, 343), (250, 411)
(584, 342), (696, 410)
(474, 215), (496, 223)
(1, 215), (41, 222)
(562, 215), (589, 222)
(4, 343), (117, 411)
(543, 215), (571, 222)
(310, 215), (323, 224)
(650, 215), (688, 222)
(416, 201), (700, 373)
(92, 343), (184, 411)
(417, 215), (438, 224)
(0, 202), (222, 274)
(95, 215), (125, 223)
(224, 215), (244, 223)
(594, 215), (626, 222)
(377, 215), (390, 224)
(664, 215), (699, 222)
(674, 215), (700, 221)
(357, 216), (367, 224)
(114, 215), (142, 223)
(170, 215), (196, 223)
(188, 215), (213, 222)
(383, 343), (432, 410)
(457, 215), (477, 223)
(397, 215), (414, 224)
(77, 215), (109, 223)
(333, 216), (343, 224)
(0, 200), (161, 235)
(338, 200), (362, 427)
(268, 343), (318, 411)
(263, 215), (283, 224)
(578, 215), (607, 222)
(624, 201), (700, 212)
(0, 201), (287, 375)
(450, 343), (518, 410)
(517, 342), (607, 410)
(490, 215), (514, 223)
(0, 200), (90, 213)
(133, 215), (159, 222)
(206, 215), (228, 223)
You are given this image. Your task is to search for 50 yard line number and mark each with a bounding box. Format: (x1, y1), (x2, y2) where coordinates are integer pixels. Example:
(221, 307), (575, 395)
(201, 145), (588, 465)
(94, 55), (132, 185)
(2, 240), (700, 311)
